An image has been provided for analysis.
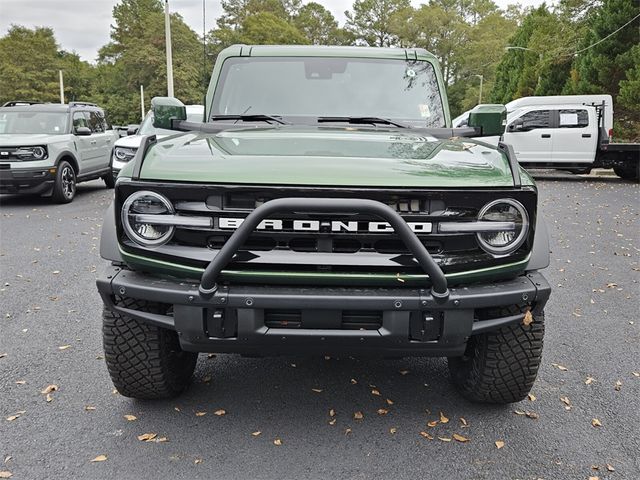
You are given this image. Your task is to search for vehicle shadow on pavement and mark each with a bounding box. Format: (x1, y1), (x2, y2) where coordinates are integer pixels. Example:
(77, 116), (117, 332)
(0, 182), (111, 207)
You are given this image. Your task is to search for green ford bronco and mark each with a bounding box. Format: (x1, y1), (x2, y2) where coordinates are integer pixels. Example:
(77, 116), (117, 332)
(97, 45), (551, 404)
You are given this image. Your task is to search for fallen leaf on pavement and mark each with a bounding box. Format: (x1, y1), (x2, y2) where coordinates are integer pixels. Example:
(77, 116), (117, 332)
(438, 437), (452, 442)
(399, 369), (409, 375)
(328, 418), (336, 425)
(124, 415), (137, 421)
(606, 464), (615, 472)
(41, 384), (58, 394)
(154, 437), (168, 443)
(350, 378), (358, 384)
(353, 411), (364, 420)
(311, 388), (323, 393)
(523, 310), (533, 326)
(251, 431), (261, 436)
(137, 433), (157, 442)
(0, 354), (6, 359)
(195, 412), (206, 417)
(585, 377), (595, 385)
(371, 389), (381, 396)
(528, 393), (536, 401)
(495, 440), (505, 449)
(90, 455), (107, 463)
(453, 433), (469, 443)
(632, 372), (639, 377)
(390, 427), (397, 434)
(377, 408), (389, 416)
(439, 412), (449, 424)
(427, 420), (438, 428)
(344, 428), (352, 435)
(213, 409), (226, 416)
(386, 399), (394, 406)
(591, 418), (602, 427)
(552, 363), (568, 371)
(614, 380), (622, 391)
(6, 411), (25, 422)
(195, 459), (203, 464)
(329, 409), (336, 417)
(84, 406), (96, 411)
(560, 396), (572, 410)
(273, 438), (282, 446)
(419, 431), (433, 440)
(459, 417), (468, 427)
(15, 381), (26, 385)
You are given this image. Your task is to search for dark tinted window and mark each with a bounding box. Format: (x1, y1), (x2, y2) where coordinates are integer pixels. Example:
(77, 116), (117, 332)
(87, 111), (105, 133)
(520, 110), (550, 129)
(558, 109), (588, 128)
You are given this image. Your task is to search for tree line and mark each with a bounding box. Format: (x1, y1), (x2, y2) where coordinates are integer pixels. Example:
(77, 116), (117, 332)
(0, 0), (638, 139)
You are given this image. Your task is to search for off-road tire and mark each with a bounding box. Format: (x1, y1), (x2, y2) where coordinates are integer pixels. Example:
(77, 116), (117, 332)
(613, 164), (639, 182)
(103, 298), (198, 400)
(102, 173), (115, 189)
(448, 309), (544, 404)
(51, 160), (76, 203)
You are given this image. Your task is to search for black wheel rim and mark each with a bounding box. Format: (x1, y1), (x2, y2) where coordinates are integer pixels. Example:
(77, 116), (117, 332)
(61, 165), (75, 198)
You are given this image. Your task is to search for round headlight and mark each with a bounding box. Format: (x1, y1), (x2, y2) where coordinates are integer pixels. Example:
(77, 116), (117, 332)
(477, 199), (529, 255)
(32, 146), (46, 159)
(114, 147), (137, 162)
(122, 191), (175, 247)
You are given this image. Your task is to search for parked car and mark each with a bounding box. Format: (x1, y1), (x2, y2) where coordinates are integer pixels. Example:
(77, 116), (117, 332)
(0, 101), (118, 203)
(97, 45), (551, 404)
(110, 105), (204, 181)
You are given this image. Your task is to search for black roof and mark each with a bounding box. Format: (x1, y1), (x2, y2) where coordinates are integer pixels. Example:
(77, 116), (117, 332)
(0, 101), (103, 112)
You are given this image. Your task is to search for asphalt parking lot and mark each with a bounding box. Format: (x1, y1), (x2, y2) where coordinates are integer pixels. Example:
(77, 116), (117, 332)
(1, 173), (638, 480)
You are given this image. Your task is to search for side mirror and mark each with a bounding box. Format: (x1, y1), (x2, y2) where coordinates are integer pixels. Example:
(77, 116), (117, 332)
(75, 126), (92, 136)
(151, 97), (186, 130)
(508, 118), (525, 132)
(467, 104), (506, 137)
(127, 125), (139, 136)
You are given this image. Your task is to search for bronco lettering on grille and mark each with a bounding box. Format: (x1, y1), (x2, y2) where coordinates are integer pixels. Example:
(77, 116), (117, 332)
(218, 218), (432, 233)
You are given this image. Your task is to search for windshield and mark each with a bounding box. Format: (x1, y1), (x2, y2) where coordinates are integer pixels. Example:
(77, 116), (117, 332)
(212, 57), (446, 128)
(0, 111), (68, 134)
(139, 107), (204, 135)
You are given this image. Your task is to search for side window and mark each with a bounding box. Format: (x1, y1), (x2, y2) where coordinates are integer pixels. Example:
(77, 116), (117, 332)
(558, 109), (589, 128)
(87, 111), (105, 133)
(520, 110), (550, 130)
(73, 111), (88, 130)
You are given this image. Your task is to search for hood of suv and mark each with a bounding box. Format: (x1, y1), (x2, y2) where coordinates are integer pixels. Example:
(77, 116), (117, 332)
(136, 127), (529, 188)
(0, 134), (63, 146)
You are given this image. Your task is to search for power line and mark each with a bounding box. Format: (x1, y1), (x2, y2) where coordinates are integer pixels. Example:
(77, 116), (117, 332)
(573, 12), (640, 55)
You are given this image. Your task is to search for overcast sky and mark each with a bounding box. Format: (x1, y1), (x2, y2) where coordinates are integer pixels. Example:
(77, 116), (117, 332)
(0, 0), (550, 62)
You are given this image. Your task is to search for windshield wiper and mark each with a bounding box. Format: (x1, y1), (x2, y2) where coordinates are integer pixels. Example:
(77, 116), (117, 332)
(317, 116), (410, 128)
(209, 114), (289, 125)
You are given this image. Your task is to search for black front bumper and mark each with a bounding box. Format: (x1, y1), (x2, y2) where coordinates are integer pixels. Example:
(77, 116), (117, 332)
(0, 166), (55, 195)
(97, 266), (551, 357)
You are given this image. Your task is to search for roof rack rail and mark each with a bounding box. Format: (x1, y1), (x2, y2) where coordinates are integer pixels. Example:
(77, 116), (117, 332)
(69, 101), (98, 108)
(2, 101), (43, 107)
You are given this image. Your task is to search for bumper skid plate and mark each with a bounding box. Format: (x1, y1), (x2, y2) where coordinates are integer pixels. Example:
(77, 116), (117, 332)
(97, 266), (550, 357)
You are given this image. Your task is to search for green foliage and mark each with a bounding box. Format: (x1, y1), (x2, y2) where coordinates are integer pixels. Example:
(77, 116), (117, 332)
(345, 0), (411, 47)
(0, 26), (66, 104)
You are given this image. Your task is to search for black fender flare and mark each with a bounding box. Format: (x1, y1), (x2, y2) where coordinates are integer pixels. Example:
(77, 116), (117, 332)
(100, 201), (124, 262)
(526, 215), (550, 271)
(54, 150), (80, 173)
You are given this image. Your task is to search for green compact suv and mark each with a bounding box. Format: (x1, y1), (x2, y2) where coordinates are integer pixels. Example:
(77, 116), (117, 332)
(97, 46), (551, 404)
(0, 101), (118, 203)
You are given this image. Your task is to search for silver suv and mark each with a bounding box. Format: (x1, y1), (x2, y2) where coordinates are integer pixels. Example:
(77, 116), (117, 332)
(0, 101), (118, 203)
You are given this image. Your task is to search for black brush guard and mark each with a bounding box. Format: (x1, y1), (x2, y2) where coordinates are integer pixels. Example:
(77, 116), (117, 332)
(198, 198), (450, 299)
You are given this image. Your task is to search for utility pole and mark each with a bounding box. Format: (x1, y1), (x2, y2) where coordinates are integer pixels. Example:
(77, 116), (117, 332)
(140, 85), (145, 121)
(59, 70), (64, 104)
(164, 0), (174, 97)
(474, 74), (483, 104)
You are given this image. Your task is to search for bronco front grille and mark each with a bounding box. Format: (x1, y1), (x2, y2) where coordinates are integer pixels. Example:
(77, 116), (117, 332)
(116, 181), (537, 281)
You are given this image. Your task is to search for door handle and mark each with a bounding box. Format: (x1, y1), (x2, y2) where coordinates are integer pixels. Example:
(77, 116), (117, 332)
(541, 134), (551, 138)
(582, 134), (591, 138)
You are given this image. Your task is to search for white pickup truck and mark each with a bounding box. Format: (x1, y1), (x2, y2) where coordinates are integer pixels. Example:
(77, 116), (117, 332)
(456, 95), (639, 181)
